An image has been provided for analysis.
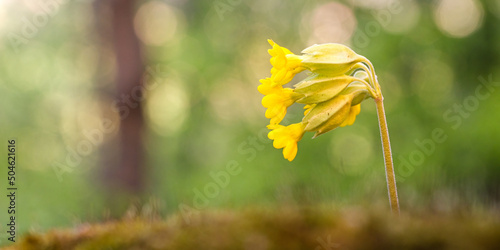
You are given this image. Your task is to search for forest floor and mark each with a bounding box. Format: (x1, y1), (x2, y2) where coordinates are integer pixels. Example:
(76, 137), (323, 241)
(3, 206), (500, 250)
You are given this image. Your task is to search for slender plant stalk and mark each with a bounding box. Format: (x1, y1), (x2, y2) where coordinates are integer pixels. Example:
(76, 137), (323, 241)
(374, 96), (400, 215)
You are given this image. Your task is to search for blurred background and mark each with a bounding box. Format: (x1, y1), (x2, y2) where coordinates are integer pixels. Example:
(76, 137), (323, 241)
(1, 0), (500, 243)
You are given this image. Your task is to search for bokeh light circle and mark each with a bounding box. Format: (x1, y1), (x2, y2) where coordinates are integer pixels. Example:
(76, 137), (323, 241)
(303, 2), (357, 44)
(146, 80), (189, 136)
(433, 0), (483, 38)
(382, 0), (420, 34)
(412, 56), (455, 108)
(134, 1), (179, 46)
(330, 131), (373, 176)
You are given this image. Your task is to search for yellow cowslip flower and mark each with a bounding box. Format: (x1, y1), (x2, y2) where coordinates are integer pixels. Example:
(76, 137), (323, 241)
(268, 40), (305, 86)
(267, 123), (306, 161)
(261, 87), (301, 125)
(260, 40), (380, 161)
(261, 40), (401, 215)
(259, 77), (303, 125)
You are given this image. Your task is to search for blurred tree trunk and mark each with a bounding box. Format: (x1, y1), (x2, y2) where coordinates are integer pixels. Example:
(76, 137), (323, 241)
(95, 0), (145, 196)
(110, 0), (145, 194)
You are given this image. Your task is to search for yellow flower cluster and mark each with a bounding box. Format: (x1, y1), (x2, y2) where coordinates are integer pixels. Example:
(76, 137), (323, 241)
(259, 40), (381, 161)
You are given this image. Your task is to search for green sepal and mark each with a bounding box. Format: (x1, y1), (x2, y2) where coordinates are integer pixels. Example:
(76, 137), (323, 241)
(300, 43), (363, 76)
(312, 101), (352, 138)
(302, 94), (351, 132)
(294, 75), (357, 104)
(345, 83), (371, 105)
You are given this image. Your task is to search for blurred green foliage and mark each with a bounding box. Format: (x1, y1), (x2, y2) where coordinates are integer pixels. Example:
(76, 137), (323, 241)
(1, 0), (500, 245)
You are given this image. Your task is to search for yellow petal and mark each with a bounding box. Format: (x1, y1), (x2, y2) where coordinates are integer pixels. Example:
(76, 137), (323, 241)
(303, 104), (316, 116)
(267, 123), (305, 161)
(268, 39), (276, 47)
(261, 94), (280, 108)
(272, 68), (287, 84)
(271, 109), (286, 125)
(340, 104), (361, 127)
(283, 142), (298, 161)
(267, 124), (282, 131)
(265, 105), (281, 119)
(273, 136), (289, 149)
(258, 78), (281, 95)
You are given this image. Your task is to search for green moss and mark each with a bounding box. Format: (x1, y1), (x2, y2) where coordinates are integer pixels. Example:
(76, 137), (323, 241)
(6, 206), (500, 250)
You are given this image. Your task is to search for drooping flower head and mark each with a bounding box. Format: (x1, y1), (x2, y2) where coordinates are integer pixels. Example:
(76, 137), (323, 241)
(259, 40), (382, 161)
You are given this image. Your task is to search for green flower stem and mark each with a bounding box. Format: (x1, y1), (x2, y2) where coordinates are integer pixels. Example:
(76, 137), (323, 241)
(355, 62), (378, 91)
(375, 96), (400, 215)
(360, 58), (381, 95)
(358, 79), (378, 98)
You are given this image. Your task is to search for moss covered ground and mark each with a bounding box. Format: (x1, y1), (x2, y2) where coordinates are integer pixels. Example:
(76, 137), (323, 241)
(4, 206), (500, 250)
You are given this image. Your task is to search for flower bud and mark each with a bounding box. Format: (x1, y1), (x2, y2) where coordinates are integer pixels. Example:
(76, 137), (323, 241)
(300, 43), (363, 76)
(301, 94), (351, 132)
(346, 82), (370, 105)
(294, 74), (359, 104)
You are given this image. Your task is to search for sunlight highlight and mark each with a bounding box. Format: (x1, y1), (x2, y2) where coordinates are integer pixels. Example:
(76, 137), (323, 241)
(134, 1), (179, 46)
(434, 0), (483, 38)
